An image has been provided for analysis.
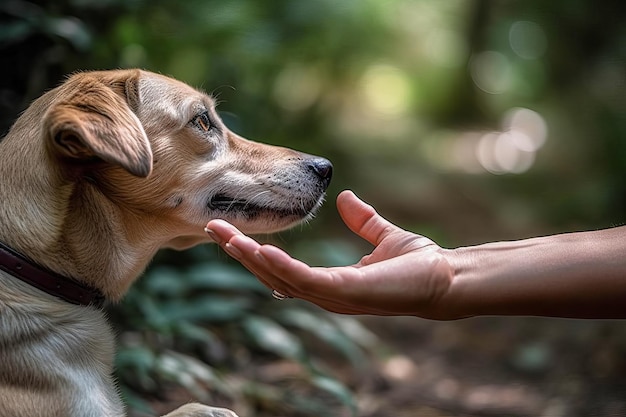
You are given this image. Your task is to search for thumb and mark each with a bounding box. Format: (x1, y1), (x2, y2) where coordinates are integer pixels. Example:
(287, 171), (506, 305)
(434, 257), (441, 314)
(336, 190), (401, 247)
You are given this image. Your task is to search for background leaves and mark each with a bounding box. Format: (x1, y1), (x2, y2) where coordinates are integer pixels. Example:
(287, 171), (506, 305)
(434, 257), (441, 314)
(2, 1), (625, 416)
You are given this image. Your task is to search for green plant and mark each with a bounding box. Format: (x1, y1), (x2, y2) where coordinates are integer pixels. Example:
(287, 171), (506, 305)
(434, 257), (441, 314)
(109, 243), (377, 417)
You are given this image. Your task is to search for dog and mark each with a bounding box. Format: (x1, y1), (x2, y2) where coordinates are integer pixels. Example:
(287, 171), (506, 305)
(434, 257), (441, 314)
(0, 69), (332, 417)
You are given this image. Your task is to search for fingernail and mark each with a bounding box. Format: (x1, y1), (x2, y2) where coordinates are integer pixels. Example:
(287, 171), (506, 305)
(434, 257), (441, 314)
(204, 227), (222, 244)
(224, 242), (242, 259)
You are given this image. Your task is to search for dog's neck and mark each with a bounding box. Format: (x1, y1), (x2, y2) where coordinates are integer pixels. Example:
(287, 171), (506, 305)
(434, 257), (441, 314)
(0, 119), (161, 301)
(0, 175), (161, 300)
(0, 241), (105, 307)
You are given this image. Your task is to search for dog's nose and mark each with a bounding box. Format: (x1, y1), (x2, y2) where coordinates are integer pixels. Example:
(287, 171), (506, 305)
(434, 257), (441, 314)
(307, 157), (333, 188)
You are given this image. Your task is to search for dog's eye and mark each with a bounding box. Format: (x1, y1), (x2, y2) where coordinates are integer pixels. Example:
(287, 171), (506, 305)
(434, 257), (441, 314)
(192, 111), (213, 133)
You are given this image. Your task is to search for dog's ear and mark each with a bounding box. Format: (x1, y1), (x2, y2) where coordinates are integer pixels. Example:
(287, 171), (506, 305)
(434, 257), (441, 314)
(44, 73), (152, 178)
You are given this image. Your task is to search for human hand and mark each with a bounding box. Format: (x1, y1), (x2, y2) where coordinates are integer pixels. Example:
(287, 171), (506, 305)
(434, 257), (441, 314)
(205, 190), (458, 319)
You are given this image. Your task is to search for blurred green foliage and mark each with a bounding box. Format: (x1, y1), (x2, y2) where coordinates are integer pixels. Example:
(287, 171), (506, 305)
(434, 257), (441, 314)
(2, 0), (625, 245)
(1, 0), (625, 416)
(110, 246), (374, 416)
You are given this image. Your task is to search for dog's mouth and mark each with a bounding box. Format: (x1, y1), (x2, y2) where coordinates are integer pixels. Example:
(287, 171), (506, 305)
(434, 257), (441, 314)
(207, 194), (249, 211)
(204, 157), (332, 233)
(207, 193), (321, 219)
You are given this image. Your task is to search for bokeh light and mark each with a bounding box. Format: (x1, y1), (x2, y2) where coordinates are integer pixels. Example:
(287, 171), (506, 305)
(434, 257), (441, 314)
(470, 51), (513, 94)
(509, 20), (547, 60)
(273, 63), (323, 112)
(420, 108), (547, 175)
(359, 63), (413, 118)
(491, 132), (536, 174)
(502, 107), (548, 152)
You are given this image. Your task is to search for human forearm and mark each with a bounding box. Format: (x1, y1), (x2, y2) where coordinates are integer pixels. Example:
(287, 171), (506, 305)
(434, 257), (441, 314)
(447, 226), (626, 319)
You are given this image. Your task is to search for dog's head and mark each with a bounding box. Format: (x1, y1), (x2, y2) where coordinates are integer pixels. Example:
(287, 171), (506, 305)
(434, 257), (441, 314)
(41, 69), (332, 249)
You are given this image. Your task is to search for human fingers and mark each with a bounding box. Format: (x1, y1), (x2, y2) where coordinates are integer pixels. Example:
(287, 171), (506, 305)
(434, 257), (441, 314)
(205, 220), (277, 289)
(336, 190), (404, 247)
(205, 220), (335, 300)
(223, 235), (433, 315)
(223, 240), (354, 302)
(205, 219), (244, 245)
(208, 215), (402, 311)
(249, 245), (418, 315)
(206, 220), (370, 307)
(250, 243), (329, 296)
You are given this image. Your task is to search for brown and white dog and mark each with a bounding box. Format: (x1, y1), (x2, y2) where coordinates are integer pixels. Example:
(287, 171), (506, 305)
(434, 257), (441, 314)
(0, 69), (332, 417)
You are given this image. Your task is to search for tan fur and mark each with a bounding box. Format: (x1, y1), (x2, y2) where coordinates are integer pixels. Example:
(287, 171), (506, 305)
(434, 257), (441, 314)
(0, 69), (331, 417)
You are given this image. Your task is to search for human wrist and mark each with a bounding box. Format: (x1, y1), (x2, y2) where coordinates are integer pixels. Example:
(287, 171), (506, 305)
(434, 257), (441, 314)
(441, 245), (483, 319)
(444, 238), (549, 318)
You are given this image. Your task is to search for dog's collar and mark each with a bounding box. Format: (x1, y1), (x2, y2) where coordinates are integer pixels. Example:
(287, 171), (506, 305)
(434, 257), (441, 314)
(0, 241), (105, 308)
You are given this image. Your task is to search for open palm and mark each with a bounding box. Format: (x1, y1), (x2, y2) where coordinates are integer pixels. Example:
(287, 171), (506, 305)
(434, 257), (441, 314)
(206, 191), (456, 318)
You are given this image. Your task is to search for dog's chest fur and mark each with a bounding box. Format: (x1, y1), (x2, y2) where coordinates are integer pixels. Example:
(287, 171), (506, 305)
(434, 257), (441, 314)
(0, 272), (123, 416)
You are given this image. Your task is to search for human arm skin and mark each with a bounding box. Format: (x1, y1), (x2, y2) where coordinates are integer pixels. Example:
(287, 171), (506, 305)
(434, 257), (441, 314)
(451, 227), (626, 319)
(205, 190), (626, 320)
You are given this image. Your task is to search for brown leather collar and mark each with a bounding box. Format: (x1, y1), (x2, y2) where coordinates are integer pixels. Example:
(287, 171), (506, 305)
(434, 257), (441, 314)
(0, 241), (105, 308)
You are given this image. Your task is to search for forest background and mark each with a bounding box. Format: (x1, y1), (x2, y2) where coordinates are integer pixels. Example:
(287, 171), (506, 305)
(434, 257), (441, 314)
(1, 1), (625, 416)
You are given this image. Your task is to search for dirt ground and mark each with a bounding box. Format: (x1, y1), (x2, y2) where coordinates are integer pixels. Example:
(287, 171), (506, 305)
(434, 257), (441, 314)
(147, 314), (626, 417)
(355, 316), (626, 417)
